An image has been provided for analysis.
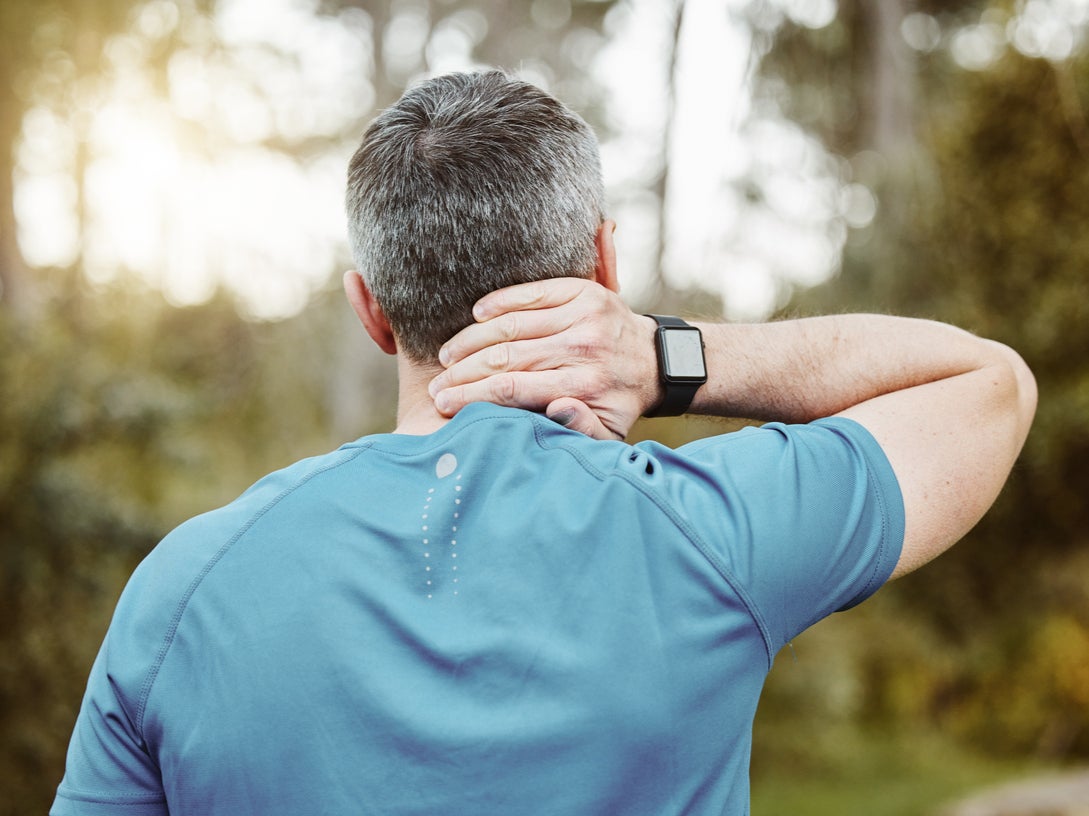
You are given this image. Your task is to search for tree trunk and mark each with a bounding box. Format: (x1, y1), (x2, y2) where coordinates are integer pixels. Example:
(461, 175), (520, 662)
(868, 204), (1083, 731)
(645, 0), (688, 313)
(328, 1), (400, 441)
(860, 0), (915, 161)
(0, 56), (27, 315)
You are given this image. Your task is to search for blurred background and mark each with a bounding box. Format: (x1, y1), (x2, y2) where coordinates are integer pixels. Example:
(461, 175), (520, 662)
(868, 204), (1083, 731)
(2, 0), (1087, 813)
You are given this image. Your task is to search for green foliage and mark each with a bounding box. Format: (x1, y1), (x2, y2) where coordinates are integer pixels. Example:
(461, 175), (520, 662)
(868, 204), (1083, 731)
(751, 720), (1051, 816)
(861, 49), (1089, 756)
(0, 272), (382, 814)
(775, 12), (1089, 766)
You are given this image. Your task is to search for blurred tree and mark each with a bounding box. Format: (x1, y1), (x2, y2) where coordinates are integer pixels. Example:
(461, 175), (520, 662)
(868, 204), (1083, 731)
(0, 271), (355, 813)
(309, 0), (616, 140)
(751, 0), (1089, 762)
(0, 0), (217, 314)
(899, 44), (1089, 758)
(0, 2), (183, 808)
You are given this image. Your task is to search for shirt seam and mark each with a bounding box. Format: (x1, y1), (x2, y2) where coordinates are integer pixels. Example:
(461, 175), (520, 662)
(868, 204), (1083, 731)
(841, 428), (897, 608)
(133, 444), (372, 735)
(682, 416), (901, 627)
(54, 787), (167, 805)
(528, 417), (780, 671)
(355, 412), (526, 456)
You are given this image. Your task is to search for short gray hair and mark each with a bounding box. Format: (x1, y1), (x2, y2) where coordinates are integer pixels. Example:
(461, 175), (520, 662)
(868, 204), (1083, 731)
(346, 70), (605, 362)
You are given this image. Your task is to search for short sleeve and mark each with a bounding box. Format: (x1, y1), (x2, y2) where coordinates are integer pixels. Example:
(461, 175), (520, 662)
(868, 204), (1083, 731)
(50, 640), (168, 815)
(51, 601), (169, 815)
(651, 417), (904, 656)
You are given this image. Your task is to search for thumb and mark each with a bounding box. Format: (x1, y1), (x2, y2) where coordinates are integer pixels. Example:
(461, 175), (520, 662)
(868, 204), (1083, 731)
(546, 398), (622, 441)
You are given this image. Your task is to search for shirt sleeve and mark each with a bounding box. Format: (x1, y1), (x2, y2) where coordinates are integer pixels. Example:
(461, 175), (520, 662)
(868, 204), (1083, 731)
(50, 460), (326, 816)
(652, 417), (905, 655)
(50, 551), (175, 816)
(50, 634), (168, 815)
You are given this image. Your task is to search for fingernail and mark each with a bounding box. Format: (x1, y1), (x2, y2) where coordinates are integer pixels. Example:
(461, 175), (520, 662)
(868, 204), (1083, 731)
(428, 380), (439, 398)
(472, 304), (488, 321)
(434, 392), (450, 414)
(548, 408), (576, 427)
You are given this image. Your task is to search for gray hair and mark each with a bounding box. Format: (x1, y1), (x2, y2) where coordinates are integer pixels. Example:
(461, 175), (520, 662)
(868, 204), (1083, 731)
(345, 70), (605, 362)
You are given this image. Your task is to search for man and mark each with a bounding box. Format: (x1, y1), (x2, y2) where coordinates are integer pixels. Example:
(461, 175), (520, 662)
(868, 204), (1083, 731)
(52, 70), (1035, 815)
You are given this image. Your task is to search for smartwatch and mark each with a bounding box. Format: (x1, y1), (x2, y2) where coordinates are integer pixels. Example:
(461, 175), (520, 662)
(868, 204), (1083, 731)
(644, 314), (707, 417)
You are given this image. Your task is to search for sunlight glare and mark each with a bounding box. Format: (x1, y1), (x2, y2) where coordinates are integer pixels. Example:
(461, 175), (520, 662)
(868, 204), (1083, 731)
(14, 106), (80, 269)
(17, 0), (372, 319)
(14, 172), (80, 270)
(17, 0), (863, 322)
(85, 104), (181, 285)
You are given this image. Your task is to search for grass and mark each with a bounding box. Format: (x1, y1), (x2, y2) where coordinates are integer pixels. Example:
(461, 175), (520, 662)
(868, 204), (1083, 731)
(750, 723), (1053, 816)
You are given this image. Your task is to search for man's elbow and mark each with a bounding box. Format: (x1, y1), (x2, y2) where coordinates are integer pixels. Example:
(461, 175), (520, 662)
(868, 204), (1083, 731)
(991, 341), (1037, 443)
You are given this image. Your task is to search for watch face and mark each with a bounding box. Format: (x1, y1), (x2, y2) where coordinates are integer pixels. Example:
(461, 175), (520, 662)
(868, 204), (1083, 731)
(661, 327), (706, 380)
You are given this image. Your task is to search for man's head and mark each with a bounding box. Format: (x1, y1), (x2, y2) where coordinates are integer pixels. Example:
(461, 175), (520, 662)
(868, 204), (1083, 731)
(345, 70), (606, 363)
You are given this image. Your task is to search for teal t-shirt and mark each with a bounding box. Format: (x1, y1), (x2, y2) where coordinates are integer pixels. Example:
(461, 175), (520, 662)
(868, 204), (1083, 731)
(52, 403), (903, 816)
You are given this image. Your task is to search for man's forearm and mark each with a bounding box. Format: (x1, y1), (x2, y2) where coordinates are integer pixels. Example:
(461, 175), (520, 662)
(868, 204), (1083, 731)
(430, 278), (1033, 447)
(680, 315), (1010, 423)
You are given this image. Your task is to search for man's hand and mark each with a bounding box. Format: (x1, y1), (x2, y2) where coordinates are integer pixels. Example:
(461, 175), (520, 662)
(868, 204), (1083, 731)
(428, 278), (659, 440)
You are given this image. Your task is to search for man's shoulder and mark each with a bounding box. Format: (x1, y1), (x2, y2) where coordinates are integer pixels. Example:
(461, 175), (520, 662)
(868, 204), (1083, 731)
(132, 445), (366, 599)
(103, 445), (370, 672)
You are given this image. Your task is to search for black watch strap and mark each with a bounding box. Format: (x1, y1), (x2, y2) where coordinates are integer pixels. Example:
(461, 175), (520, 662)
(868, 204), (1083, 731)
(644, 314), (707, 418)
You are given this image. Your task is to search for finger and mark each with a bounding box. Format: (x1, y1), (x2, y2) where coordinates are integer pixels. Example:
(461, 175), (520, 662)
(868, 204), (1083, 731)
(433, 370), (579, 417)
(439, 300), (583, 368)
(471, 277), (595, 322)
(546, 398), (622, 441)
(432, 328), (594, 398)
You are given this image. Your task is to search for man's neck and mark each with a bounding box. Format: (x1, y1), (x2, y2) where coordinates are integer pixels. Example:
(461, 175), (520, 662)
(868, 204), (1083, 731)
(393, 357), (451, 435)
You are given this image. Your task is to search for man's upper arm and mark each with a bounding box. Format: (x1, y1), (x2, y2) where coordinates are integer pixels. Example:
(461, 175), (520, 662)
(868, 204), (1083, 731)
(837, 342), (1036, 579)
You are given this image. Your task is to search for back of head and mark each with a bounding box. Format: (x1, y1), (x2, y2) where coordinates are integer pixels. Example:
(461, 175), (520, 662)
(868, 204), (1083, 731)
(346, 70), (605, 363)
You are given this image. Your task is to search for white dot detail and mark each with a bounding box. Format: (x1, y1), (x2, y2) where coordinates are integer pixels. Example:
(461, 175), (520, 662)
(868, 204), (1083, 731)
(420, 454), (468, 600)
(436, 453), (457, 479)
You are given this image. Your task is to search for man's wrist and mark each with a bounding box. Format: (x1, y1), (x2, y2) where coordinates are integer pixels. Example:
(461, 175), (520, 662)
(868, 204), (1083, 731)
(642, 314), (708, 417)
(635, 314), (665, 416)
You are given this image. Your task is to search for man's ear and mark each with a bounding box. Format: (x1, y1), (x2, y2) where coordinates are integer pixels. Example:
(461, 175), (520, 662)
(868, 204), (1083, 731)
(593, 219), (619, 294)
(343, 271), (397, 355)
